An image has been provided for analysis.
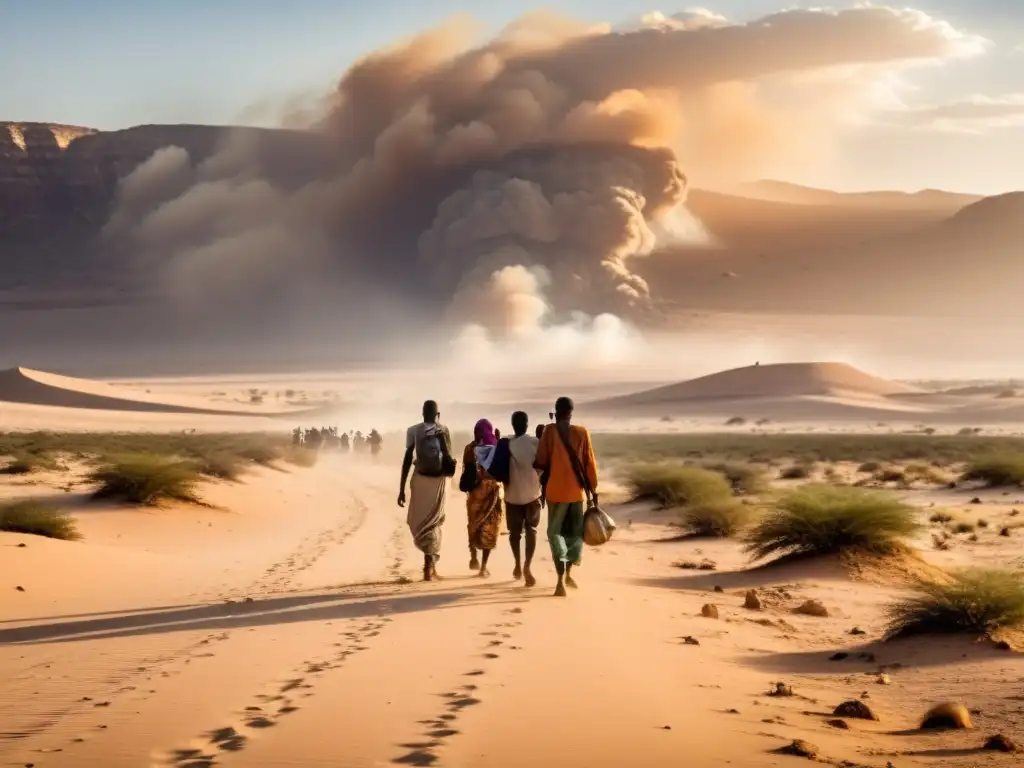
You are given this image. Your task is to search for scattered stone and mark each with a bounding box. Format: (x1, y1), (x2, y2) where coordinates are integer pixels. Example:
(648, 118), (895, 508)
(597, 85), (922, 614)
(744, 590), (763, 610)
(1011, 509), (1020, 517)
(983, 734), (1019, 753)
(876, 673), (891, 685)
(834, 700), (878, 721)
(994, 640), (1012, 651)
(15, 586), (25, 592)
(776, 739), (819, 759)
(858, 652), (876, 663)
(827, 719), (850, 729)
(243, 597), (255, 604)
(999, 527), (1012, 537)
(17, 543), (26, 548)
(768, 682), (794, 697)
(829, 652), (849, 661)
(726, 708), (740, 714)
(848, 627), (866, 635)
(970, 497), (982, 505)
(713, 585), (724, 593)
(661, 725), (672, 730)
(701, 604), (720, 619)
(795, 599), (829, 618)
(682, 636), (700, 646)
(920, 702), (973, 730)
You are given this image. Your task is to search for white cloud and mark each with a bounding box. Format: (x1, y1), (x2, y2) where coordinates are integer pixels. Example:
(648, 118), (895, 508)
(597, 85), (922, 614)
(881, 93), (1024, 133)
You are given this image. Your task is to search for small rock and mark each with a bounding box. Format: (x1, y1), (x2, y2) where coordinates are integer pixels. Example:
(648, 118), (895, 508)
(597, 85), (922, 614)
(776, 739), (819, 759)
(17, 543), (26, 548)
(15, 586), (25, 592)
(833, 700), (878, 721)
(876, 673), (891, 685)
(858, 652), (876, 663)
(701, 604), (719, 619)
(682, 636), (700, 646)
(744, 590), (762, 610)
(999, 527), (1012, 537)
(994, 640), (1012, 651)
(848, 626), (866, 635)
(726, 708), (740, 714)
(661, 725), (672, 730)
(795, 599), (829, 618)
(768, 682), (794, 697)
(713, 585), (724, 593)
(243, 597), (255, 604)
(829, 652), (849, 661)
(920, 702), (973, 730)
(983, 733), (1019, 753)
(970, 497), (982, 504)
(827, 719), (850, 729)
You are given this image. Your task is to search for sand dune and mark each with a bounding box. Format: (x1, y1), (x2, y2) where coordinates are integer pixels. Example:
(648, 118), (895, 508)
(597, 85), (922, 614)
(594, 362), (922, 406)
(0, 367), (314, 417)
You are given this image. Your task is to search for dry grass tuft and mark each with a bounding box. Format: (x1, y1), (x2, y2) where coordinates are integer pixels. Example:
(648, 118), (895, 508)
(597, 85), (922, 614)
(0, 500), (81, 540)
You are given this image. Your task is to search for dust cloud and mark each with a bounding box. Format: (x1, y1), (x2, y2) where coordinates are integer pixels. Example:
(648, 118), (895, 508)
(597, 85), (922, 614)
(101, 6), (984, 381)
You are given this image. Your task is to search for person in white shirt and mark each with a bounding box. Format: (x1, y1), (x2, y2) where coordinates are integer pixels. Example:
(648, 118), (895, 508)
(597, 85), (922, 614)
(501, 411), (542, 587)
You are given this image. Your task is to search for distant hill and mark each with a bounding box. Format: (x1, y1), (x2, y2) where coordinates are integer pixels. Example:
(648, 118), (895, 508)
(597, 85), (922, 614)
(592, 362), (921, 407)
(724, 180), (981, 210)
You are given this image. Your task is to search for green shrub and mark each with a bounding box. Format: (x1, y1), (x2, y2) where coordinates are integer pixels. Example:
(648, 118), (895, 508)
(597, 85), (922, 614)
(625, 464), (733, 508)
(88, 454), (203, 505)
(886, 568), (1024, 638)
(237, 444), (282, 466)
(961, 454), (1024, 487)
(680, 499), (754, 538)
(745, 484), (920, 561)
(701, 462), (768, 495)
(189, 451), (247, 481)
(0, 500), (81, 540)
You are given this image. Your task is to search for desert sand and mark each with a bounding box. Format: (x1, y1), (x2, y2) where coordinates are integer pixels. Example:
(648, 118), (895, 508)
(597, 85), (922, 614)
(2, 365), (1022, 768)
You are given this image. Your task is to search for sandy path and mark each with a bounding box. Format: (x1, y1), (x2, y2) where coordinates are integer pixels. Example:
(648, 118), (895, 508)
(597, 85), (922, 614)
(3, 458), (1020, 768)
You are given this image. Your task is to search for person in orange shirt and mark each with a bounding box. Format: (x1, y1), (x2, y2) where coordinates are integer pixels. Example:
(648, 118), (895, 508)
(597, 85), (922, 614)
(534, 396), (599, 597)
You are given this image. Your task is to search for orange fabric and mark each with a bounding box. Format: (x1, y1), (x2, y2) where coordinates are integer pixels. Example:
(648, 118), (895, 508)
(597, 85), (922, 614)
(534, 423), (598, 504)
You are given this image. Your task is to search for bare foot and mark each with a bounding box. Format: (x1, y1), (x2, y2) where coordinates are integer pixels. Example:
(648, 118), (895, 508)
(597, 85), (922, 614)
(513, 564), (523, 580)
(524, 571), (537, 588)
(431, 568), (443, 581)
(554, 581), (567, 597)
(565, 575), (579, 590)
(479, 568), (491, 578)
(469, 558), (480, 571)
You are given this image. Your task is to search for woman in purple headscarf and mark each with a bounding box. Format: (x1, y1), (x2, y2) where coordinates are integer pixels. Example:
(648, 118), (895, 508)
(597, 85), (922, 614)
(461, 418), (504, 576)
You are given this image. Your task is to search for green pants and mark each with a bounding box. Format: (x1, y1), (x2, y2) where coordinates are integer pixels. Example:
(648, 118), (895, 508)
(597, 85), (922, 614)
(547, 502), (584, 575)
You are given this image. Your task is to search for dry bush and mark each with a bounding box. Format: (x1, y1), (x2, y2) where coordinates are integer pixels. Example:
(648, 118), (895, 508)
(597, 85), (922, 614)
(886, 568), (1024, 638)
(624, 464), (733, 508)
(961, 454), (1024, 487)
(779, 463), (814, 480)
(88, 454), (203, 506)
(0, 500), (81, 540)
(701, 462), (768, 495)
(745, 485), (920, 562)
(1, 452), (62, 475)
(680, 499), (754, 538)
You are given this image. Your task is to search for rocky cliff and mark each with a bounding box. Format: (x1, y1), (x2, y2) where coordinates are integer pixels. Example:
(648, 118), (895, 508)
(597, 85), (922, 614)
(0, 122), (339, 290)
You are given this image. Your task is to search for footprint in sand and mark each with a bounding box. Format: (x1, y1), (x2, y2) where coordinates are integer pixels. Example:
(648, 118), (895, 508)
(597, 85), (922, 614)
(245, 716), (275, 729)
(209, 726), (247, 752)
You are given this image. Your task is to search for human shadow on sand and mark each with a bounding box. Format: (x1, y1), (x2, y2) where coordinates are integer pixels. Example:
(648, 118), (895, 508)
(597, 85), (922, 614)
(0, 588), (525, 646)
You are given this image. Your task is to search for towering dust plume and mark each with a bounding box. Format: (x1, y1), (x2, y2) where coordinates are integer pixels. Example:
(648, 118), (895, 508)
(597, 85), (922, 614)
(106, 7), (982, 349)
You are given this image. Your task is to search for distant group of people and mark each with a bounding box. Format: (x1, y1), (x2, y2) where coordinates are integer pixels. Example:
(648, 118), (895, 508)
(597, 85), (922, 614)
(398, 397), (598, 597)
(293, 427), (383, 456)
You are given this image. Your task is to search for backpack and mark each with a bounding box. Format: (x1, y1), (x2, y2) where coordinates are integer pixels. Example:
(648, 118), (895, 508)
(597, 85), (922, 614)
(488, 437), (511, 485)
(415, 425), (453, 477)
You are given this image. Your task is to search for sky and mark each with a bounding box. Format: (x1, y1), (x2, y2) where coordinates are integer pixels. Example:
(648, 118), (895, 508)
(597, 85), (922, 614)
(2, 1), (1023, 193)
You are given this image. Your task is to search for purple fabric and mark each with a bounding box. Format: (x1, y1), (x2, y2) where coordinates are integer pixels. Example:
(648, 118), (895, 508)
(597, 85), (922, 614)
(474, 418), (497, 446)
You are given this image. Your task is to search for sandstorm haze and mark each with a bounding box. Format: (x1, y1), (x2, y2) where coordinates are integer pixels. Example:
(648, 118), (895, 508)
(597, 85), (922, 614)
(1, 4), (1022, 383)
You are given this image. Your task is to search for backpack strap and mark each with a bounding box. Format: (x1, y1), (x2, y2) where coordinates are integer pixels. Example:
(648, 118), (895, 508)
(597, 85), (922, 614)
(554, 423), (593, 504)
